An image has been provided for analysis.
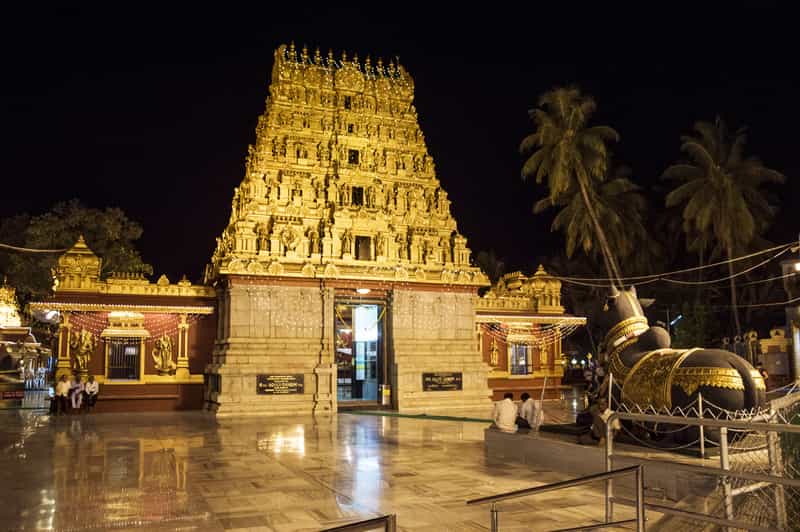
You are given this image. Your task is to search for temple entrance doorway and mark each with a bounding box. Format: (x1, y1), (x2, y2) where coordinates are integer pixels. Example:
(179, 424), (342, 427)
(334, 298), (388, 408)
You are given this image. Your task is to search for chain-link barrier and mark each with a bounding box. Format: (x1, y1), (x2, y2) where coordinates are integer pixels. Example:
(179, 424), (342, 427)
(602, 380), (800, 531)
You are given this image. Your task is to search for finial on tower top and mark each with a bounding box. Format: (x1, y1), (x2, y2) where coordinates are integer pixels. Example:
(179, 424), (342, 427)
(341, 50), (347, 63)
(353, 53), (359, 68)
(327, 49), (334, 66)
(301, 45), (309, 62)
(289, 41), (296, 58)
(314, 47), (321, 64)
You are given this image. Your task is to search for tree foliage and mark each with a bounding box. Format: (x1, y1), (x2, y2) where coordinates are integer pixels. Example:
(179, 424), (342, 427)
(0, 200), (152, 303)
(663, 117), (785, 335)
(520, 86), (625, 284)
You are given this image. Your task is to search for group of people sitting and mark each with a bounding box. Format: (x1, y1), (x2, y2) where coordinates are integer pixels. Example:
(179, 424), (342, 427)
(51, 374), (99, 415)
(491, 392), (543, 433)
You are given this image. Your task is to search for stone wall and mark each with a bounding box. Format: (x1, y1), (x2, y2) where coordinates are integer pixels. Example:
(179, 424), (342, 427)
(206, 281), (336, 416)
(391, 288), (491, 413)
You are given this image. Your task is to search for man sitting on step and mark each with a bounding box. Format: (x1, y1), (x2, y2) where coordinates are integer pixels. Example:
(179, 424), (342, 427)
(492, 392), (518, 433)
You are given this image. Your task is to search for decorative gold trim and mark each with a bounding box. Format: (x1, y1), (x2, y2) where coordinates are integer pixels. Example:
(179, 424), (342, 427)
(29, 302), (214, 314)
(671, 367), (745, 396)
(603, 316), (648, 349)
(607, 337), (639, 380)
(664, 349), (699, 400)
(622, 349), (687, 410)
(92, 374), (204, 385)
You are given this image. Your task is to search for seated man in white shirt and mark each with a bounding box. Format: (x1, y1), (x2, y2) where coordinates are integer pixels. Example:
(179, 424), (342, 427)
(55, 375), (71, 415)
(83, 375), (99, 410)
(492, 392), (518, 433)
(517, 392), (543, 431)
(70, 375), (84, 411)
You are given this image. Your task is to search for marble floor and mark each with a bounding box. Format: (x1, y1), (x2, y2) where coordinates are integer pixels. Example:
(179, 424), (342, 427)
(0, 407), (621, 531)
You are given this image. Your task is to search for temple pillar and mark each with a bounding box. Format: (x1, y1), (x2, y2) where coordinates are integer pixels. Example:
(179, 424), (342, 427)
(176, 313), (190, 380)
(56, 312), (72, 379)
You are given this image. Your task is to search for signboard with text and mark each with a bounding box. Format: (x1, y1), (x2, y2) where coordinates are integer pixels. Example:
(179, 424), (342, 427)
(256, 374), (304, 395)
(422, 372), (463, 392)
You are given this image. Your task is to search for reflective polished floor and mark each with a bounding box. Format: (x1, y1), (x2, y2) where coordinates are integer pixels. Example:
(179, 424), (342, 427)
(0, 406), (608, 531)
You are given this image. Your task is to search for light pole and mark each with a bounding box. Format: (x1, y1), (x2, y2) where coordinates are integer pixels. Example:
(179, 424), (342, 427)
(781, 241), (800, 381)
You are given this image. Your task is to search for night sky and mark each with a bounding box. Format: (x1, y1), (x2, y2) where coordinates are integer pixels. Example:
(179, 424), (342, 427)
(3, 4), (798, 283)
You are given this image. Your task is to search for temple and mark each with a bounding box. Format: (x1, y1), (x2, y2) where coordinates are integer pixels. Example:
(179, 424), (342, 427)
(204, 44), (491, 415)
(29, 237), (216, 412)
(25, 44), (585, 416)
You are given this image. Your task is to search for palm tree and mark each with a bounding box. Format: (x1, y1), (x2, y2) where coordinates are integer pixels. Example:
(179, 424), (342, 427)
(663, 116), (785, 337)
(520, 87), (623, 285)
(534, 163), (654, 276)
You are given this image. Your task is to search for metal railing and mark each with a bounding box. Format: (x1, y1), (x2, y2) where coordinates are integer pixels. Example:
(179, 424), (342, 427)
(605, 410), (800, 531)
(320, 514), (396, 532)
(466, 465), (645, 532)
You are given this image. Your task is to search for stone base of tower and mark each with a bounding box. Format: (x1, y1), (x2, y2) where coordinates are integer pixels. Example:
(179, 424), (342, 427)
(390, 289), (492, 414)
(205, 281), (336, 417)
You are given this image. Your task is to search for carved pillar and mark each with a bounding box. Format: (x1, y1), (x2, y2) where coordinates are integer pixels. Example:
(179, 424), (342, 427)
(56, 312), (72, 379)
(314, 285), (336, 415)
(176, 314), (190, 380)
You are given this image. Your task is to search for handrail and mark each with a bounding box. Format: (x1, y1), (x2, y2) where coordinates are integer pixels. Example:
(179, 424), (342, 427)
(320, 514), (396, 532)
(467, 466), (644, 532)
(466, 465), (641, 506)
(612, 496), (779, 532)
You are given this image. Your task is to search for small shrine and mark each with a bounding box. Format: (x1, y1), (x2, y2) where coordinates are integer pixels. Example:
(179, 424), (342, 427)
(29, 237), (216, 412)
(475, 266), (586, 399)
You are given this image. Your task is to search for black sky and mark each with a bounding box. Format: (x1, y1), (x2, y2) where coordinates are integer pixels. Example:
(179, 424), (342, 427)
(3, 4), (798, 283)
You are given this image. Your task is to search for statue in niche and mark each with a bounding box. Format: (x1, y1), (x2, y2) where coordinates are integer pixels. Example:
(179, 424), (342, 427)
(152, 334), (176, 375)
(341, 231), (353, 255)
(396, 234), (407, 259)
(374, 180), (385, 209)
(366, 186), (376, 208)
(328, 178), (339, 205)
(441, 236), (451, 262)
(69, 329), (96, 375)
(292, 182), (303, 206)
(376, 233), (385, 256)
(281, 227), (299, 254)
(271, 137), (279, 157)
(255, 223), (270, 252)
(309, 229), (320, 255)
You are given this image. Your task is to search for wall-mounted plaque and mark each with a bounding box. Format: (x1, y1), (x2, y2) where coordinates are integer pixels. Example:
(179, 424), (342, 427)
(256, 374), (304, 395)
(422, 372), (463, 391)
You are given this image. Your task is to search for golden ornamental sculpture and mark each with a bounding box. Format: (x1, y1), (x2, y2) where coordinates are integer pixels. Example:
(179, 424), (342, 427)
(152, 334), (176, 375)
(69, 328), (96, 376)
(489, 338), (499, 366)
(205, 43), (488, 287)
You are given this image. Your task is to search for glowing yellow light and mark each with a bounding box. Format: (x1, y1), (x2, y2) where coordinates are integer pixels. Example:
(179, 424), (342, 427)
(356, 288), (371, 294)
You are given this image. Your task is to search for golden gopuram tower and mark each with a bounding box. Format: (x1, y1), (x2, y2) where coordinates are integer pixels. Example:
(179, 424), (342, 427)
(205, 43), (491, 416)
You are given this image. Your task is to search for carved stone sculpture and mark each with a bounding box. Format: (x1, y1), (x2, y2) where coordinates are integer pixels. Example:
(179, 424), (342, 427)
(69, 328), (96, 376)
(152, 334), (177, 375)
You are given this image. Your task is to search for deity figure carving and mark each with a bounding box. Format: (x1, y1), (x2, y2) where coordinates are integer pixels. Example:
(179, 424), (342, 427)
(309, 229), (320, 255)
(366, 186), (376, 208)
(396, 234), (407, 259)
(341, 231), (353, 255)
(70, 329), (96, 375)
(376, 233), (386, 256)
(281, 227), (300, 253)
(441, 236), (452, 262)
(255, 223), (270, 253)
(152, 334), (177, 375)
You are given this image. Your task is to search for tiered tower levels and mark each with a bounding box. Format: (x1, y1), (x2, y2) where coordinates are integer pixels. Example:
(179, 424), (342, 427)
(207, 43), (488, 287)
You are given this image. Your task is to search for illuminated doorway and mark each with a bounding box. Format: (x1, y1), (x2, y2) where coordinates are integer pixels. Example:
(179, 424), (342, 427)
(334, 300), (386, 405)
